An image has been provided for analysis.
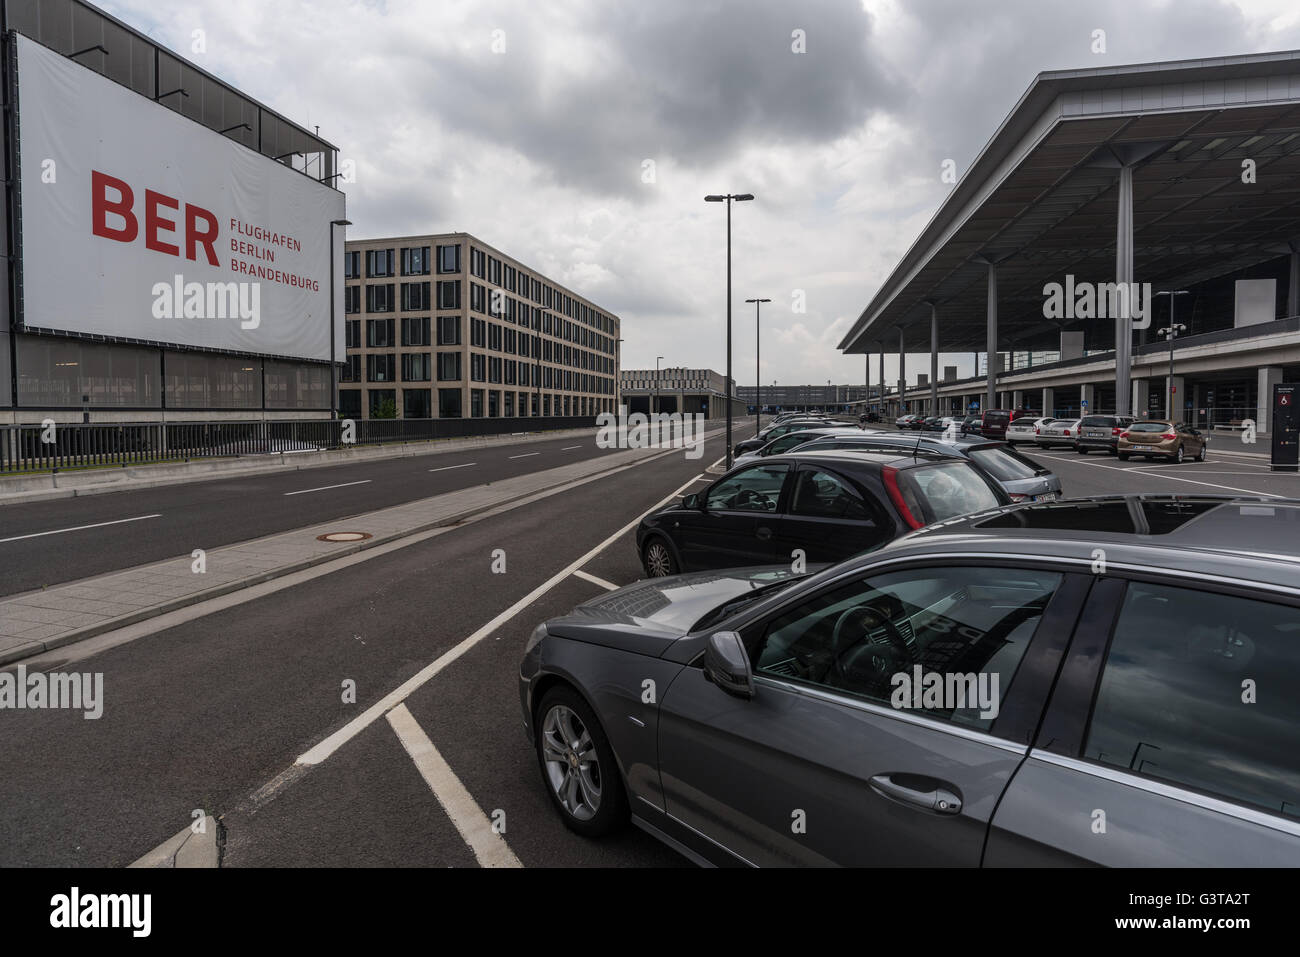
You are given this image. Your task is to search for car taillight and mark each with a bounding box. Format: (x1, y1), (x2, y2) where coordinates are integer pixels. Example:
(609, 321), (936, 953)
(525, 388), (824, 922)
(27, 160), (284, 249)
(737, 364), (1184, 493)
(1008, 493), (1029, 502)
(1063, 429), (1071, 436)
(1111, 427), (1121, 436)
(1120, 431), (1130, 439)
(882, 466), (923, 530)
(1162, 432), (1176, 440)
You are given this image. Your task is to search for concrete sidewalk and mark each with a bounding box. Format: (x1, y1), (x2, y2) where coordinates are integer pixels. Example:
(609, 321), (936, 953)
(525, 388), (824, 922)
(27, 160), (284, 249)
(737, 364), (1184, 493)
(0, 439), (685, 666)
(0, 425), (597, 506)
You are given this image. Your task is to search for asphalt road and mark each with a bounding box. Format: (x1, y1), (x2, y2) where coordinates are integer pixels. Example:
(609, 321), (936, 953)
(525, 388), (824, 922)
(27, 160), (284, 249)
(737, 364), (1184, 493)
(2, 425), (1297, 869)
(0, 431), (641, 597)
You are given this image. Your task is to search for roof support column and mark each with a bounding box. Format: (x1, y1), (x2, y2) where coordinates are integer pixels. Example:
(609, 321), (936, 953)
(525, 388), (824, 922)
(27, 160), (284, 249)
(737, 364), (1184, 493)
(985, 261), (998, 413)
(1289, 242), (1300, 318)
(897, 326), (907, 414)
(929, 302), (939, 417)
(878, 347), (885, 413)
(1115, 162), (1134, 416)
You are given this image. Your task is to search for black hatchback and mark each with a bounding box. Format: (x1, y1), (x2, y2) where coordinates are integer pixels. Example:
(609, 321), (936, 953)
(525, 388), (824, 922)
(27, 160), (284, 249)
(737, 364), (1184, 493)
(637, 450), (1010, 577)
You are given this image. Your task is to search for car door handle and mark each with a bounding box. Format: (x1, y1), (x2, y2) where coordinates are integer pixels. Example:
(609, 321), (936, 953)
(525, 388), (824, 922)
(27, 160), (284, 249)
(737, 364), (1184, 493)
(869, 774), (963, 815)
(755, 526), (772, 540)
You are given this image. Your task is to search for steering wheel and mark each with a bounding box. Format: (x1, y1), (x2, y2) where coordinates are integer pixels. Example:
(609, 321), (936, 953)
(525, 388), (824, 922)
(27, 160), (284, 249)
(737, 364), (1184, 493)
(828, 604), (917, 686)
(733, 488), (766, 510)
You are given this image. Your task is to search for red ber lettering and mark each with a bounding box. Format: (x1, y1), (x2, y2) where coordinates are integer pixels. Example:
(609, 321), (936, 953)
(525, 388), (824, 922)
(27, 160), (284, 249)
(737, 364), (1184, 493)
(90, 169), (219, 266)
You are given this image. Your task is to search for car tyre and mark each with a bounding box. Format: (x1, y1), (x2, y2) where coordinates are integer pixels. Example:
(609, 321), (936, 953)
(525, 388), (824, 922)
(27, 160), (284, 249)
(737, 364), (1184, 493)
(1117, 452), (1130, 461)
(535, 686), (628, 838)
(1197, 444), (1208, 462)
(1076, 447), (1088, 454)
(1174, 445), (1185, 464)
(642, 536), (678, 578)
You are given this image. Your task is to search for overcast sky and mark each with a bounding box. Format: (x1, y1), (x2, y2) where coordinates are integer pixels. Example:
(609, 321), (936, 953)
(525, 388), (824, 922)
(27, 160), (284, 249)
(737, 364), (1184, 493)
(104, 0), (1300, 387)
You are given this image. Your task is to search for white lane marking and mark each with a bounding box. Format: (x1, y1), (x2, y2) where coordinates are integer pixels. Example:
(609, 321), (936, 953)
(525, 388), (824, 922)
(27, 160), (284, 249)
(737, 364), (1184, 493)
(1044, 455), (1287, 498)
(284, 479), (372, 496)
(386, 704), (522, 868)
(561, 445), (583, 451)
(574, 569), (619, 591)
(690, 476), (711, 484)
(296, 471), (704, 767)
(1132, 470), (1291, 477)
(0, 513), (162, 544)
(509, 452), (540, 459)
(1132, 460), (1271, 471)
(428, 463), (476, 473)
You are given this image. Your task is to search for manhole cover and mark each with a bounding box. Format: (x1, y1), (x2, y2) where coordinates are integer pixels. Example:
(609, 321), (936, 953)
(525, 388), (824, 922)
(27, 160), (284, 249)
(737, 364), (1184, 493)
(316, 532), (373, 542)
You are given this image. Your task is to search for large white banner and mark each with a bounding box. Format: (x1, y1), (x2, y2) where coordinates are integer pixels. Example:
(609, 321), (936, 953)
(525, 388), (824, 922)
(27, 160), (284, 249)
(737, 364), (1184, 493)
(15, 33), (346, 363)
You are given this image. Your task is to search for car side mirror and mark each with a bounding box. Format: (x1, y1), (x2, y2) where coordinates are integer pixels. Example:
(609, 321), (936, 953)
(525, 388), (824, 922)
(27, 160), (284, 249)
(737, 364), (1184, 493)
(682, 492), (702, 509)
(704, 631), (754, 699)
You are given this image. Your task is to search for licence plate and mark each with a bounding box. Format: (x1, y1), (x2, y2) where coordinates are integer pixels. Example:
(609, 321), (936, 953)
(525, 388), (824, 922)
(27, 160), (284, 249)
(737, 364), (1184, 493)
(1033, 493), (1056, 502)
(1086, 430), (1106, 437)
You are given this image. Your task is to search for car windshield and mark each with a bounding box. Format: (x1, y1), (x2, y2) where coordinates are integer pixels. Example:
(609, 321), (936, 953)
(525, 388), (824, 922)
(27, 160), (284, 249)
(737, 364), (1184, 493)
(901, 461), (1004, 522)
(967, 445), (1046, 481)
(691, 575), (806, 632)
(1079, 416), (1113, 427)
(1129, 422), (1171, 432)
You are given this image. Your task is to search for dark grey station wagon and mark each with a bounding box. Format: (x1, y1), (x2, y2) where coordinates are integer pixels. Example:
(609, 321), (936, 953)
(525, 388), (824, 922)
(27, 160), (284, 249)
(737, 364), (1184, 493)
(519, 495), (1300, 866)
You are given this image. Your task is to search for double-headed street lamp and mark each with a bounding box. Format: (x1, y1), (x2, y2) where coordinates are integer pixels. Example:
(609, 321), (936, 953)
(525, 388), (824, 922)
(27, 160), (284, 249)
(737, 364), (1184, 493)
(705, 193), (754, 469)
(329, 218), (352, 420)
(745, 297), (770, 435)
(1155, 289), (1189, 421)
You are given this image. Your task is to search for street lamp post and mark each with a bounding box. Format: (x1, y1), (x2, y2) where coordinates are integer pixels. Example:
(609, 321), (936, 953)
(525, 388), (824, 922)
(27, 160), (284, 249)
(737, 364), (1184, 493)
(705, 193), (755, 469)
(745, 297), (770, 435)
(1156, 289), (1189, 421)
(655, 356), (664, 415)
(329, 219), (352, 421)
(535, 308), (544, 419)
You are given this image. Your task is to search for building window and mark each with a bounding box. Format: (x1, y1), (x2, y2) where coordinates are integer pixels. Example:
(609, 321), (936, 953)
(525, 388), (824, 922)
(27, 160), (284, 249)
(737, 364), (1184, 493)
(366, 318), (395, 348)
(339, 389), (362, 417)
(489, 356), (502, 383)
(401, 246), (431, 276)
(366, 248), (395, 278)
(488, 390), (500, 417)
(366, 284), (395, 313)
(470, 353), (486, 382)
(470, 318), (486, 348)
(437, 280), (461, 310)
(401, 282), (431, 311)
(504, 264), (516, 293)
(341, 354), (360, 382)
(402, 352), (431, 382)
(505, 392), (515, 416)
(488, 257), (501, 285)
(470, 283), (486, 314)
(438, 388), (463, 418)
(488, 324), (502, 352)
(345, 319), (361, 349)
(437, 244), (461, 274)
(471, 389), (484, 418)
(470, 247), (486, 279)
(437, 315), (461, 346)
(437, 352), (462, 381)
(344, 250), (360, 279)
(401, 316), (431, 347)
(366, 353), (396, 383)
(344, 285), (360, 314)
(403, 389), (432, 419)
(368, 388), (396, 417)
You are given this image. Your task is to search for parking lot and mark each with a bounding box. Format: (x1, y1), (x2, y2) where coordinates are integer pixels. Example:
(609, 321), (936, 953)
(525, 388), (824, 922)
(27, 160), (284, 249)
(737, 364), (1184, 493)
(3, 427), (1295, 869)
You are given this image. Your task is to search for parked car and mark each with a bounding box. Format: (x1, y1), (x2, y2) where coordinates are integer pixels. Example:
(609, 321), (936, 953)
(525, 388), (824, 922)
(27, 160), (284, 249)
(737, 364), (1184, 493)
(894, 414), (920, 429)
(522, 494), (1300, 866)
(1118, 421), (1209, 462)
(732, 425), (878, 470)
(960, 414), (983, 436)
(1074, 414), (1136, 455)
(732, 417), (834, 458)
(1035, 418), (1081, 448)
(636, 449), (1009, 578)
(797, 431), (1063, 503)
(978, 409), (1032, 441)
(1005, 416), (1054, 446)
(921, 416), (959, 432)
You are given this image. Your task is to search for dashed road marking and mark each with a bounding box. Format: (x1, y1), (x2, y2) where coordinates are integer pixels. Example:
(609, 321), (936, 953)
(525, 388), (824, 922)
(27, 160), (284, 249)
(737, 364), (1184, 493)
(428, 463), (476, 473)
(509, 452), (540, 459)
(284, 479), (372, 496)
(0, 513), (162, 544)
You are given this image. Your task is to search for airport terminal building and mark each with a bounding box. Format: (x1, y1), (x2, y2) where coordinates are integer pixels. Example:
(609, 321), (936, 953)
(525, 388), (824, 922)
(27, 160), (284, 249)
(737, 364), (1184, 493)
(1, 0), (345, 424)
(839, 50), (1300, 438)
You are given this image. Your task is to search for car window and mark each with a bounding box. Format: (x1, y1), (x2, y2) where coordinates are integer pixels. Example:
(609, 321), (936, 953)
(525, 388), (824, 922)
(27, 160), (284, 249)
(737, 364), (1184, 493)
(790, 468), (872, 520)
(754, 566), (1063, 733)
(1129, 422), (1168, 433)
(706, 464), (788, 512)
(900, 462), (1004, 522)
(1084, 582), (1300, 820)
(769, 433), (814, 454)
(967, 446), (1040, 482)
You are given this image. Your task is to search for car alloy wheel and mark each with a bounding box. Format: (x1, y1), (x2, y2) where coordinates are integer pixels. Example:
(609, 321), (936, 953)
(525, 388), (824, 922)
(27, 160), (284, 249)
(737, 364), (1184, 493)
(535, 688), (626, 837)
(1175, 445), (1184, 463)
(541, 704), (602, 822)
(642, 539), (677, 577)
(1198, 444), (1207, 462)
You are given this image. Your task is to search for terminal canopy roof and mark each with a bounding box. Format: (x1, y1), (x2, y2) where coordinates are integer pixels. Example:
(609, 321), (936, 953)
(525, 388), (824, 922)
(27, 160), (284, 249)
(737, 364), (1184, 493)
(838, 51), (1300, 356)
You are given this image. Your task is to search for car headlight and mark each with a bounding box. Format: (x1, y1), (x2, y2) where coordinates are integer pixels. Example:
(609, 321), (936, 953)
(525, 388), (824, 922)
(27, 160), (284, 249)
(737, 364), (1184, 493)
(524, 623), (548, 656)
